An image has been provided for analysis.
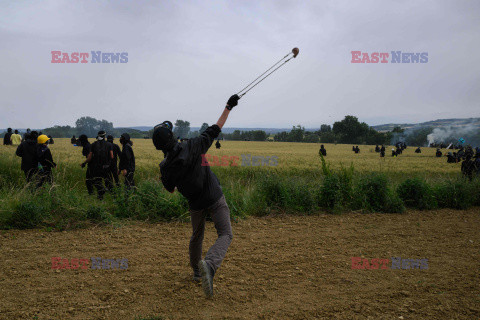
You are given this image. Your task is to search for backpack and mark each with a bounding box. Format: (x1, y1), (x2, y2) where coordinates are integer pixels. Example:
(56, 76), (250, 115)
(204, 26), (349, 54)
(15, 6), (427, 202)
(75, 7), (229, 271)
(91, 141), (110, 170)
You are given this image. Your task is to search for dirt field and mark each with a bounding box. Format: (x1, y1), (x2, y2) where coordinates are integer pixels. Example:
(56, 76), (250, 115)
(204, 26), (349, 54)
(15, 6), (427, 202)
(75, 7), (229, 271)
(1, 209), (479, 320)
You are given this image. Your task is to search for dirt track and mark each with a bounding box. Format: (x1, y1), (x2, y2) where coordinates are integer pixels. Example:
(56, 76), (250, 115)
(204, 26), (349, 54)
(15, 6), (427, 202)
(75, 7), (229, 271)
(0, 209), (479, 320)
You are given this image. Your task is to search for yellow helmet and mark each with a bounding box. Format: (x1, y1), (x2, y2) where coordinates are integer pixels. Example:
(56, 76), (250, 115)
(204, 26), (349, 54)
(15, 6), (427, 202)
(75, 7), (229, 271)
(37, 135), (50, 144)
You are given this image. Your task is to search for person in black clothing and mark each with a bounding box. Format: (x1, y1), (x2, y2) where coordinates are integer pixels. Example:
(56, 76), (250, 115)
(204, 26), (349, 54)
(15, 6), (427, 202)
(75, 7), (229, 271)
(461, 155), (475, 180)
(215, 140), (221, 149)
(447, 152), (456, 163)
(319, 144), (327, 156)
(37, 134), (56, 187)
(71, 135), (77, 144)
(119, 133), (135, 190)
(3, 128), (12, 145)
(83, 131), (114, 199)
(107, 135), (121, 187)
(375, 145), (380, 152)
(352, 146), (355, 152)
(15, 131), (39, 182)
(392, 148), (397, 157)
(153, 94), (239, 298)
(436, 149), (442, 157)
(380, 145), (385, 153)
(79, 134), (95, 195)
(47, 135), (54, 144)
(22, 128), (31, 142)
(380, 149), (385, 157)
(415, 147), (421, 153)
(354, 146), (360, 153)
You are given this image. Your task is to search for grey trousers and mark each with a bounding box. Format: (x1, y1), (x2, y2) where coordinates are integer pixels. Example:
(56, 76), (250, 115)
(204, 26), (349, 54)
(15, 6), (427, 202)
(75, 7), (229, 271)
(189, 195), (233, 275)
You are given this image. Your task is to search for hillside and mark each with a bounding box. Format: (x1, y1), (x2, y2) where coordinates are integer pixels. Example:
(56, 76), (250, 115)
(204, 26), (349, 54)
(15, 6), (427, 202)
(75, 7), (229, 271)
(372, 118), (480, 132)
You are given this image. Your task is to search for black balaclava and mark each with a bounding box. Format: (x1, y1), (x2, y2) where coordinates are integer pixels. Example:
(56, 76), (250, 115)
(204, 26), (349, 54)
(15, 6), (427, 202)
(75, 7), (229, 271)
(120, 133), (131, 145)
(152, 121), (176, 152)
(78, 134), (89, 146)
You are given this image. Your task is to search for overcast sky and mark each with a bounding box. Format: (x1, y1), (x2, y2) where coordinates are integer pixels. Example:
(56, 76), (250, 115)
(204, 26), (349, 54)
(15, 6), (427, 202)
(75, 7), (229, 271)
(1, 0), (479, 129)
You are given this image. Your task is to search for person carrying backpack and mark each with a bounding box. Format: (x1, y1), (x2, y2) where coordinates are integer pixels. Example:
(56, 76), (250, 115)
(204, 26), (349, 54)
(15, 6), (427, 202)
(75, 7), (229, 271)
(83, 131), (113, 199)
(3, 128), (13, 145)
(152, 94), (239, 298)
(16, 131), (39, 182)
(37, 134), (56, 187)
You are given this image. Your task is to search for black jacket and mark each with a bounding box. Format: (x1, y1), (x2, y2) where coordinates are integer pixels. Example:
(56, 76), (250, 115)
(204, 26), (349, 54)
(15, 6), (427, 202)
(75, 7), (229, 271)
(160, 125), (222, 210)
(16, 139), (38, 171)
(119, 142), (135, 173)
(37, 145), (56, 171)
(3, 132), (12, 145)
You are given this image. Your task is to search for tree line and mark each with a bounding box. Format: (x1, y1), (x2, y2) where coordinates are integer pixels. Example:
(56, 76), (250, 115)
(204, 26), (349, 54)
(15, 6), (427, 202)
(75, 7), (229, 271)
(3, 115), (453, 146)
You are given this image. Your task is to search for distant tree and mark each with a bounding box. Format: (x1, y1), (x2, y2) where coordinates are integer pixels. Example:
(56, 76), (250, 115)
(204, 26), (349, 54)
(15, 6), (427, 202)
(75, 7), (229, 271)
(75, 116), (114, 137)
(173, 120), (190, 139)
(43, 125), (76, 138)
(332, 115), (369, 144)
(320, 124), (332, 133)
(392, 126), (405, 133)
(288, 125), (305, 142)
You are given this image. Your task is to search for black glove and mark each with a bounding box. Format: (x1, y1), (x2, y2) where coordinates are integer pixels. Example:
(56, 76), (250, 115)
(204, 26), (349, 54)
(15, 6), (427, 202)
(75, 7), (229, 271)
(226, 94), (240, 110)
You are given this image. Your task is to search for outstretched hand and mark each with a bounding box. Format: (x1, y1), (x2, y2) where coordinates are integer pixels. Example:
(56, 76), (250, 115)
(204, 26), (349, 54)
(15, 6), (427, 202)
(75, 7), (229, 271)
(226, 94), (240, 110)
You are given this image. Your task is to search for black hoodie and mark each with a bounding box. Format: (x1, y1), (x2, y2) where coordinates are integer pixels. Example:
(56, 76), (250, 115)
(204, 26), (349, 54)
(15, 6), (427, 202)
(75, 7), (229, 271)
(16, 139), (38, 171)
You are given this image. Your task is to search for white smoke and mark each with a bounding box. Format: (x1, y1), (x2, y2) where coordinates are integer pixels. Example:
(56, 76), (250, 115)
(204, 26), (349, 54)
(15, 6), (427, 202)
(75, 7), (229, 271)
(427, 123), (479, 146)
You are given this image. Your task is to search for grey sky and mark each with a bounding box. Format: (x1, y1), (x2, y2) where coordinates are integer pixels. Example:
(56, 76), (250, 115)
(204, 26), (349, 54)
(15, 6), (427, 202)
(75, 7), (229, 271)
(1, 0), (479, 129)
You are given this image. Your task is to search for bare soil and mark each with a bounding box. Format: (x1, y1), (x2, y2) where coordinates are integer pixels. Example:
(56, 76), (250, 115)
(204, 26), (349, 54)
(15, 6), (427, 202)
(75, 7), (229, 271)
(0, 209), (479, 319)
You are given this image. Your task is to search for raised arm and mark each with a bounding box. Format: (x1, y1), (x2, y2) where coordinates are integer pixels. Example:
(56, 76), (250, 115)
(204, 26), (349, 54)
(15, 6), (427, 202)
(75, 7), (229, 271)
(216, 94), (240, 129)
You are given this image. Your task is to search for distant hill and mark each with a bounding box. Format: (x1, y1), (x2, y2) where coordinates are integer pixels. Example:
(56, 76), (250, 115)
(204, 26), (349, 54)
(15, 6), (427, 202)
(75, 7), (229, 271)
(372, 118), (480, 132)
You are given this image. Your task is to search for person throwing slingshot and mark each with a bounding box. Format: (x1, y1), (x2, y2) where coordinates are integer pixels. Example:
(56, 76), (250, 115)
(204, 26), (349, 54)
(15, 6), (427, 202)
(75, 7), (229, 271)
(152, 94), (240, 298)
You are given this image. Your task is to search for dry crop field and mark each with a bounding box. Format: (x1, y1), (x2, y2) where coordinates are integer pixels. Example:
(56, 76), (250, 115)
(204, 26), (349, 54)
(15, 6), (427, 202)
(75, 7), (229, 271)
(0, 139), (478, 319)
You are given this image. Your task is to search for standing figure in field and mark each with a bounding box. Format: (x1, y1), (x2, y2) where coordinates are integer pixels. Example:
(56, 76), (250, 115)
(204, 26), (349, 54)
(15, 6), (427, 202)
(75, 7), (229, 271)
(391, 148), (397, 157)
(71, 135), (77, 144)
(354, 146), (360, 153)
(107, 135), (121, 187)
(461, 155), (475, 180)
(152, 94), (239, 298)
(15, 131), (39, 182)
(380, 149), (385, 157)
(396, 146), (402, 155)
(119, 133), (135, 190)
(415, 147), (421, 153)
(11, 130), (22, 145)
(83, 131), (114, 200)
(352, 146), (355, 152)
(380, 145), (385, 154)
(37, 135), (56, 187)
(215, 140), (221, 149)
(447, 152), (456, 163)
(3, 128), (13, 145)
(22, 128), (31, 142)
(375, 145), (380, 152)
(319, 144), (327, 156)
(436, 149), (442, 157)
(79, 134), (95, 196)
